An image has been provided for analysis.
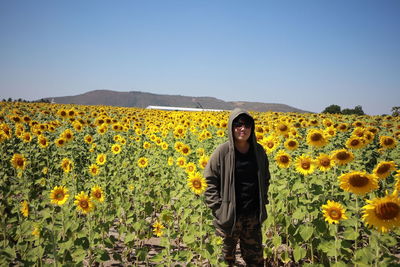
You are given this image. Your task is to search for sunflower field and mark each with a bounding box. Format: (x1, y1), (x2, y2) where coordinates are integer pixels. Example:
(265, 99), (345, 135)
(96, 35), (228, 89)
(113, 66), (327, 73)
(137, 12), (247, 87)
(1, 101), (399, 266)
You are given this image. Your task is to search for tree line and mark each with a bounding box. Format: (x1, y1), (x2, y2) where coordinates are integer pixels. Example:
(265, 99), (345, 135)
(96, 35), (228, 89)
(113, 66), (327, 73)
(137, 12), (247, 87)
(1, 97), (51, 103)
(322, 104), (400, 116)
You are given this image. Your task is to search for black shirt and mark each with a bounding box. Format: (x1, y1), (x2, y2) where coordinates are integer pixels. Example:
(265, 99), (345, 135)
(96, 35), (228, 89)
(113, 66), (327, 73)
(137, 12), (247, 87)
(234, 145), (260, 216)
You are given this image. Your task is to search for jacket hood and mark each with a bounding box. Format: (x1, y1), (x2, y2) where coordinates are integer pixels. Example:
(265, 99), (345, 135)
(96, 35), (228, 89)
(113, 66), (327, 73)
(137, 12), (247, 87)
(228, 108), (257, 149)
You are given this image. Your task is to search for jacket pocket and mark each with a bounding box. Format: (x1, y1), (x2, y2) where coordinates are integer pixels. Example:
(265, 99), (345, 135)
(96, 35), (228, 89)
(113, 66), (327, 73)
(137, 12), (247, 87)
(216, 201), (234, 229)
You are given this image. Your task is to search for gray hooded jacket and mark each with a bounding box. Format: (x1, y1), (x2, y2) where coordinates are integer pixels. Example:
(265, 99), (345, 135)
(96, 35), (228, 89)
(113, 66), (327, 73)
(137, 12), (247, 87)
(204, 108), (271, 232)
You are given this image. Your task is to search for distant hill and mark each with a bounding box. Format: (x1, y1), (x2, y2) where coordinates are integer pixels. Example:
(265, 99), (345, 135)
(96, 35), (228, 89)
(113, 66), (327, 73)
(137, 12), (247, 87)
(43, 90), (310, 113)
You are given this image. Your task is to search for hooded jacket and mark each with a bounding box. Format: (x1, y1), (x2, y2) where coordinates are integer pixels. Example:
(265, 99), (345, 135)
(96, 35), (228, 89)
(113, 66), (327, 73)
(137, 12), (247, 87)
(204, 108), (271, 232)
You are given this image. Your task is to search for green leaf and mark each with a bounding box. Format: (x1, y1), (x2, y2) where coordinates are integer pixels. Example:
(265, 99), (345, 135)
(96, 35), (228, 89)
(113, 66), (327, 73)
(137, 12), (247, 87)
(299, 225), (314, 242)
(292, 209), (305, 220)
(151, 252), (165, 263)
(124, 233), (135, 244)
(71, 248), (87, 263)
(272, 234), (281, 247)
(183, 234), (196, 245)
(342, 228), (359, 240)
(95, 249), (110, 262)
(293, 245), (307, 262)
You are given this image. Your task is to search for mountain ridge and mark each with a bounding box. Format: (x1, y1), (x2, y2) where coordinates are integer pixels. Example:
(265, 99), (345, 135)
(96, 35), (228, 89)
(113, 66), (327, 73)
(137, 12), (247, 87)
(43, 89), (311, 113)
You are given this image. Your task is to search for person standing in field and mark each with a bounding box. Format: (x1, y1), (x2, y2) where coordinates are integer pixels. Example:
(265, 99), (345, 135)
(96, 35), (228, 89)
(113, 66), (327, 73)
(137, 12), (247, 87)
(204, 108), (271, 267)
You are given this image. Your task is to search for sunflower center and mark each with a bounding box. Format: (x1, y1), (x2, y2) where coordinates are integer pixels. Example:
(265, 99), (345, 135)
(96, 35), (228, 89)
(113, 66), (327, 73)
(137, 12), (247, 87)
(384, 138), (394, 146)
(320, 158), (330, 167)
(377, 164), (390, 174)
(329, 209), (342, 220)
(80, 200), (88, 208)
(301, 161), (310, 170)
(267, 142), (274, 148)
(311, 133), (322, 141)
(375, 202), (400, 220)
(350, 139), (360, 146)
(288, 141), (296, 147)
(336, 151), (349, 161)
(348, 174), (369, 187)
(56, 192), (64, 200)
(280, 156), (289, 164)
(94, 192), (101, 198)
(278, 125), (288, 132)
(16, 158), (24, 166)
(192, 180), (202, 189)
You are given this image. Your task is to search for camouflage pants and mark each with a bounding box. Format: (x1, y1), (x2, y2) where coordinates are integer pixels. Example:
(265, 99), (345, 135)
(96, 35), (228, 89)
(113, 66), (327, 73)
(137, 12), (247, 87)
(216, 213), (264, 267)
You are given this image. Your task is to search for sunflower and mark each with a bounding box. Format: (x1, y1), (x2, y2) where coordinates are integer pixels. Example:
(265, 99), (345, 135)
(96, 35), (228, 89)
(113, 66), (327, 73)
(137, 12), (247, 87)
(315, 153), (334, 172)
(331, 149), (354, 166)
(275, 122), (291, 136)
(161, 142), (168, 150)
(262, 135), (280, 154)
(395, 170), (400, 187)
(176, 157), (187, 168)
(321, 200), (348, 224)
(345, 136), (365, 150)
(180, 144), (191, 156)
(336, 123), (349, 132)
(174, 141), (184, 152)
(275, 150), (291, 168)
(55, 137), (66, 147)
(324, 126), (337, 138)
(196, 147), (205, 157)
(11, 153), (27, 170)
(143, 141), (151, 149)
(50, 186), (69, 206)
(84, 135), (93, 144)
(31, 226), (40, 238)
(74, 191), (94, 214)
(373, 161), (396, 180)
(91, 185), (105, 202)
(174, 125), (186, 138)
(111, 143), (121, 154)
(61, 158), (73, 173)
(361, 190), (400, 233)
(138, 157), (149, 168)
(306, 129), (328, 147)
(339, 171), (378, 195)
(216, 129), (225, 137)
(284, 138), (299, 151)
(152, 221), (165, 237)
(295, 155), (315, 175)
(20, 200), (29, 217)
(22, 132), (32, 143)
(73, 121), (83, 132)
(167, 157), (174, 166)
(198, 155), (209, 169)
(96, 153), (107, 165)
(379, 136), (397, 149)
(61, 129), (74, 142)
(97, 125), (108, 135)
(89, 164), (100, 176)
(187, 171), (208, 195)
(38, 135), (49, 148)
(185, 162), (197, 174)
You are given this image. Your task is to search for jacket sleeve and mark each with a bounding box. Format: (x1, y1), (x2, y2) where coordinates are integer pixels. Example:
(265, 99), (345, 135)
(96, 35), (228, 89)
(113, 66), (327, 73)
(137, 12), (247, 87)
(203, 150), (222, 214)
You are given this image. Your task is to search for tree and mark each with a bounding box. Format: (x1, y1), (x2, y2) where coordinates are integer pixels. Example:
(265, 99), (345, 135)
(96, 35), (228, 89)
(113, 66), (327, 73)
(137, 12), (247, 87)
(353, 105), (365, 115)
(392, 106), (400, 117)
(322, 104), (341, 114)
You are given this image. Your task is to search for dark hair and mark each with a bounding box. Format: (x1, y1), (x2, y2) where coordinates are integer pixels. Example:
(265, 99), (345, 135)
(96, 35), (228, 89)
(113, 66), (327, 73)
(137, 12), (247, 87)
(233, 114), (254, 128)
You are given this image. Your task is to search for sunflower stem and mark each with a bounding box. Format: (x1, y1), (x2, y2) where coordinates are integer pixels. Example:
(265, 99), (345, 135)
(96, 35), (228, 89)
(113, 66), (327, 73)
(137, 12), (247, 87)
(52, 207), (58, 267)
(334, 224), (338, 263)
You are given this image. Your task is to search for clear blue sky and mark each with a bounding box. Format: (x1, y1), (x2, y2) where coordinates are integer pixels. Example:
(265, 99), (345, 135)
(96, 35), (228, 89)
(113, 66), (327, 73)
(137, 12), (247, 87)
(1, 0), (399, 115)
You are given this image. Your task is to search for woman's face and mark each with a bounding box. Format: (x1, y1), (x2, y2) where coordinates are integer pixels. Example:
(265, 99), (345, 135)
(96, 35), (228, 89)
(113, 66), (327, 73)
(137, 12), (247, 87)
(232, 119), (252, 143)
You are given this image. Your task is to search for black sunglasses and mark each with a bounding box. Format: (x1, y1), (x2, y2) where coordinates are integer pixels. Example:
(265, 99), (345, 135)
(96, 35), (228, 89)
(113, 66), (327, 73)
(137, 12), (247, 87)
(233, 121), (252, 128)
